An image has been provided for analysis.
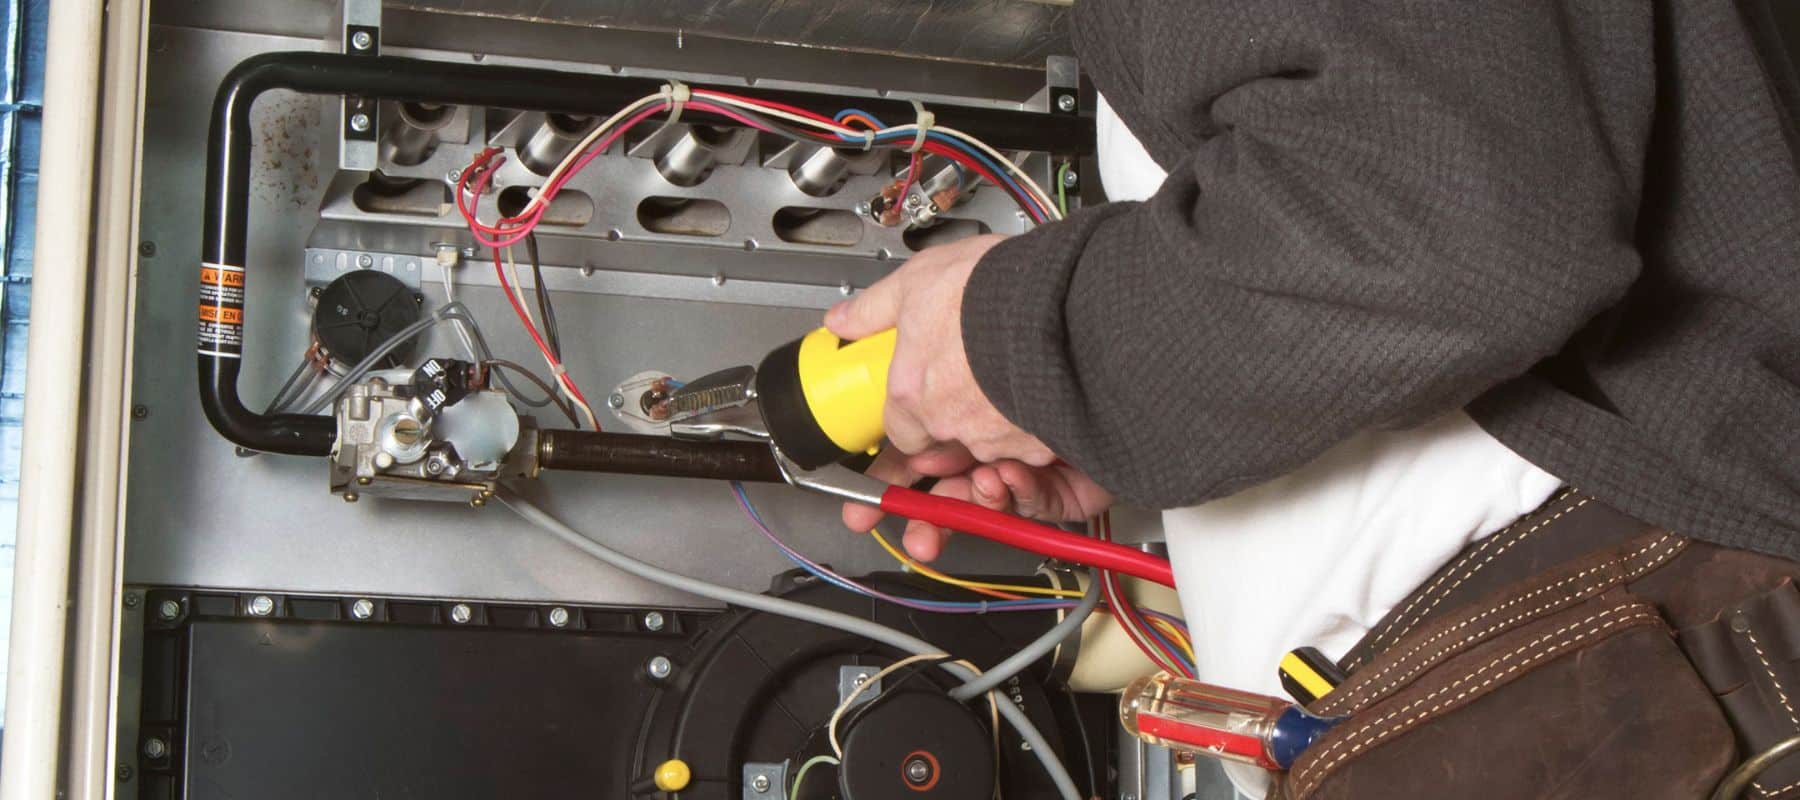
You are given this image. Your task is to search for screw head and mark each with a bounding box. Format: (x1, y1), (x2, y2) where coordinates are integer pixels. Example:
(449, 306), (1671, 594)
(647, 655), (674, 680)
(643, 611), (666, 631)
(247, 595), (275, 617)
(355, 476), (372, 486)
(343, 492), (359, 503)
(124, 593), (140, 608)
(1731, 614), (1751, 633)
(905, 757), (931, 783)
(607, 393), (626, 410)
(1019, 740), (1033, 752)
(143, 738), (168, 759)
(852, 672), (869, 686)
(445, 168), (463, 184)
(138, 241), (156, 258)
(424, 458), (444, 475)
(356, 253), (375, 268)
(158, 599), (181, 620)
(548, 607), (571, 628)
(1062, 168), (1079, 188)
(749, 774), (770, 793)
(131, 404), (149, 420)
(116, 764), (133, 782)
(350, 30), (373, 51)
(853, 201), (872, 217)
(349, 113), (372, 133)
(351, 598), (375, 620)
(469, 495), (487, 508)
(1056, 94), (1077, 113)
(450, 603), (473, 624)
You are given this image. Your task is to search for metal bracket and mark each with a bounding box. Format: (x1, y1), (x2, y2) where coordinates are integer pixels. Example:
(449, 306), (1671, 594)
(1046, 55), (1080, 117)
(336, 0), (382, 170)
(742, 761), (788, 800)
(837, 664), (884, 709)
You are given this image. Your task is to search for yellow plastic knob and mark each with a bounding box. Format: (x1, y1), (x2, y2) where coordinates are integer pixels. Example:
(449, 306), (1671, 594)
(654, 759), (692, 792)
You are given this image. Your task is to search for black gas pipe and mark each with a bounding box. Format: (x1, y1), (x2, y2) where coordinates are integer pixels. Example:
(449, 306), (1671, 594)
(199, 51), (1090, 466)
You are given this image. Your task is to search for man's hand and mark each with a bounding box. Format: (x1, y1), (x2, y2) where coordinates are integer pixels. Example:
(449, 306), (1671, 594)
(827, 234), (1105, 560)
(843, 445), (1114, 561)
(824, 234), (1051, 465)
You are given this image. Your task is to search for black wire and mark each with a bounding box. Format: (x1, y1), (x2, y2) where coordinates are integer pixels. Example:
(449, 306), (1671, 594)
(524, 233), (561, 361)
(483, 358), (581, 427)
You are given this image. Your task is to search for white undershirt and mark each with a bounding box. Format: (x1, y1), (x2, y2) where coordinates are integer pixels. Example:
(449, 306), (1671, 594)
(1096, 93), (1561, 797)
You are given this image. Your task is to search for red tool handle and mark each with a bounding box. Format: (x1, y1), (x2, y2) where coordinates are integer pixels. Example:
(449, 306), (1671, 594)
(879, 485), (1177, 587)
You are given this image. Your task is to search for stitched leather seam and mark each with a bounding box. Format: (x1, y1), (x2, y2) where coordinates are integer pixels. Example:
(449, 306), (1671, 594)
(1318, 532), (1681, 716)
(1320, 534), (1681, 714)
(1742, 621), (1800, 731)
(1293, 604), (1658, 798)
(1353, 488), (1577, 666)
(1350, 492), (1589, 669)
(1748, 623), (1800, 800)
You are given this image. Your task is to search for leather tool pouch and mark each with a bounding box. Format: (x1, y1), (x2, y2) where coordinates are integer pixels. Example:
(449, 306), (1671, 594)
(1275, 491), (1800, 800)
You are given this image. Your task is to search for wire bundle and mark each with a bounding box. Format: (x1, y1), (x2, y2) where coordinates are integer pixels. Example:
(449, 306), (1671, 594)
(453, 87), (1063, 251)
(451, 84), (1070, 431)
(1094, 512), (1196, 677)
(729, 482), (1196, 661)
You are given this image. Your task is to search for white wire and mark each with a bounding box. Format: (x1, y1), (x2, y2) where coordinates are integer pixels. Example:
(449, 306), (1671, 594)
(934, 124), (1060, 220)
(500, 248), (599, 429)
(500, 491), (1081, 800)
(688, 91), (1060, 221)
(827, 654), (959, 756)
(521, 93), (666, 218)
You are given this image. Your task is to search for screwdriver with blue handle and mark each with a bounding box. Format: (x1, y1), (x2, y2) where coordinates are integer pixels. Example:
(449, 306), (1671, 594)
(664, 326), (1180, 586)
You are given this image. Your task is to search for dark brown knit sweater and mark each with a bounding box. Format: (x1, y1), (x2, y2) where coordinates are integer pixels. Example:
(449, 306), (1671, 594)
(961, 1), (1800, 559)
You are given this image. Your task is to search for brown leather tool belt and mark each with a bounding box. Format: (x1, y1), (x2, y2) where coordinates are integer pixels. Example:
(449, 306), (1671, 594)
(1275, 488), (1800, 800)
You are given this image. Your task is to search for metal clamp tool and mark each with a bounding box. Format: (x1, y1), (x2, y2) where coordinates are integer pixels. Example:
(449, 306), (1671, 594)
(664, 339), (1176, 587)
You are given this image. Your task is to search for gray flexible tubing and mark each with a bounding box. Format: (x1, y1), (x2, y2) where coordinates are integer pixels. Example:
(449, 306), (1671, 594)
(950, 569), (1100, 702)
(499, 490), (1081, 800)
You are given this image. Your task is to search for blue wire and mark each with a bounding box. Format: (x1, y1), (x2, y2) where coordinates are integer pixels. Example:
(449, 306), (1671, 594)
(837, 124), (1048, 222)
(731, 482), (1073, 614)
(836, 108), (889, 127)
(837, 107), (1050, 221)
(1141, 616), (1197, 676)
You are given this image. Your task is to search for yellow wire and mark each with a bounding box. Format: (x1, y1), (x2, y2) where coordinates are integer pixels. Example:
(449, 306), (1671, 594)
(1146, 615), (1197, 662)
(866, 530), (1087, 598)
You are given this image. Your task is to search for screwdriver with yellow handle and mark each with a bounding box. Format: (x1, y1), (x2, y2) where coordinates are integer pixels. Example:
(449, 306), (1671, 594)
(754, 327), (897, 469)
(666, 326), (1179, 587)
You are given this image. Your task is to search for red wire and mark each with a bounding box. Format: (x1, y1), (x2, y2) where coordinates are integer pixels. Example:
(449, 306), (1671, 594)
(895, 148), (924, 216)
(692, 89), (841, 127)
(1102, 569), (1181, 675)
(1097, 514), (1191, 675)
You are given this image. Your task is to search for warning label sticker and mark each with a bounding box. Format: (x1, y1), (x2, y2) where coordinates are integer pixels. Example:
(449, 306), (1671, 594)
(197, 262), (245, 358)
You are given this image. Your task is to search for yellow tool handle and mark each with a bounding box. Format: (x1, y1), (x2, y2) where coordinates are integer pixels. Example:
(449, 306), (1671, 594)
(796, 327), (896, 456)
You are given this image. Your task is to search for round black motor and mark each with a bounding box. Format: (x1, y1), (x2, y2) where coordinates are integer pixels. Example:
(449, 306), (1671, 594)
(310, 269), (421, 369)
(839, 690), (995, 800)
